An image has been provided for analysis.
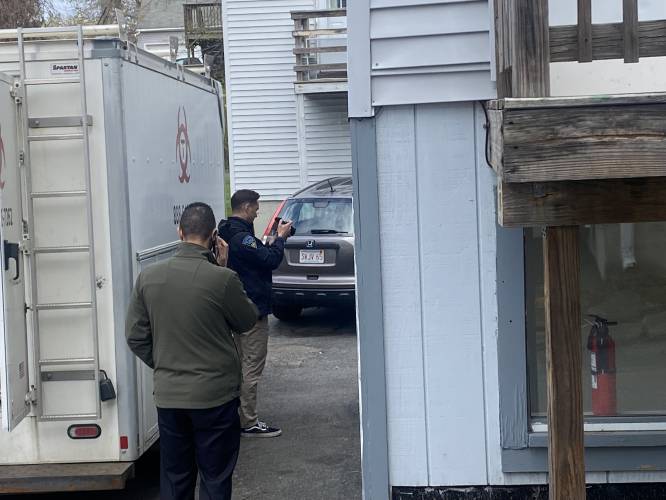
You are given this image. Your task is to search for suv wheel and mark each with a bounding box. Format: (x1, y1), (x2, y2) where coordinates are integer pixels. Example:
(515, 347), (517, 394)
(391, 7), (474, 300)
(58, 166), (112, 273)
(272, 305), (303, 321)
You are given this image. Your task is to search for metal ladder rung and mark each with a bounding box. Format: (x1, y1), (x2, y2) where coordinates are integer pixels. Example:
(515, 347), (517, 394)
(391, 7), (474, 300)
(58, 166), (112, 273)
(34, 245), (90, 254)
(39, 357), (95, 366)
(28, 133), (83, 141)
(31, 190), (87, 199)
(24, 78), (80, 85)
(35, 302), (93, 311)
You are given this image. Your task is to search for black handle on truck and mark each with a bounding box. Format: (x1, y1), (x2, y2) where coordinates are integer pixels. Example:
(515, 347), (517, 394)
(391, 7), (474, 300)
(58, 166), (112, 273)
(4, 240), (20, 280)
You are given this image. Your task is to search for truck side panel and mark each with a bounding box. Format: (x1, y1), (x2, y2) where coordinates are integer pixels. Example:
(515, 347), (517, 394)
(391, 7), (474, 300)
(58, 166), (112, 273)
(0, 53), (120, 464)
(120, 60), (225, 453)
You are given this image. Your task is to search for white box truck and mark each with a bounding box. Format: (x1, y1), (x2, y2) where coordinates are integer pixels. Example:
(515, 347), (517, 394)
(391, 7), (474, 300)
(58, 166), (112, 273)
(0, 26), (226, 492)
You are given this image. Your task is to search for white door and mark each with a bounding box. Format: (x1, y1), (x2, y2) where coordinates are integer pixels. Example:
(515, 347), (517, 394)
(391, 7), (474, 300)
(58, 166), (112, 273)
(0, 74), (30, 432)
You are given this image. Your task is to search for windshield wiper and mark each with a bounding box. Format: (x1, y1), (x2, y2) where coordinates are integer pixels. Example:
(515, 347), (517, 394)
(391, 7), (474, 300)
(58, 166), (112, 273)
(310, 229), (348, 234)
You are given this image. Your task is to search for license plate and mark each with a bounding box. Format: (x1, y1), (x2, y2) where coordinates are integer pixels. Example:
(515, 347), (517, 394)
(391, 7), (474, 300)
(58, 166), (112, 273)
(299, 249), (324, 264)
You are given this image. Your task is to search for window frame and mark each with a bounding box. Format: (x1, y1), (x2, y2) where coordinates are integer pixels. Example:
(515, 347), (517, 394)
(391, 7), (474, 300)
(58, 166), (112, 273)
(497, 226), (666, 473)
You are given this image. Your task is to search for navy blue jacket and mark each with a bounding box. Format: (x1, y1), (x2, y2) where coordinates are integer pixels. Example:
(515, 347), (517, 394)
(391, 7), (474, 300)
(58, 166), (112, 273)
(218, 216), (285, 316)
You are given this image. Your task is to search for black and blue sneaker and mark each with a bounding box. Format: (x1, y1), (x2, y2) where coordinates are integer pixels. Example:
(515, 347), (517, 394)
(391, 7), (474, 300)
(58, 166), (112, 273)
(241, 420), (282, 438)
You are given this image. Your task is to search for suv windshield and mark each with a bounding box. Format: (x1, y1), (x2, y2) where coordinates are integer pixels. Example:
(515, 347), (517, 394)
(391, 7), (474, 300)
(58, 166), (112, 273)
(279, 199), (353, 236)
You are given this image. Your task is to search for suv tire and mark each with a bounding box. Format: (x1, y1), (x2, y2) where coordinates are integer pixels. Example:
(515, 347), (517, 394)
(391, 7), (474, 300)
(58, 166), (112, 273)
(272, 304), (303, 321)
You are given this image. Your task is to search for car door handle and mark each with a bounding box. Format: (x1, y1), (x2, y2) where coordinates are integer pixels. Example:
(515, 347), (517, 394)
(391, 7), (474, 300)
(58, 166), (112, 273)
(4, 240), (20, 281)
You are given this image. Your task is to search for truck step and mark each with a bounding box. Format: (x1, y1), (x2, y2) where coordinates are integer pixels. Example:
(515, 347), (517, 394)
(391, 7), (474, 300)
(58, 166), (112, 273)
(0, 462), (134, 494)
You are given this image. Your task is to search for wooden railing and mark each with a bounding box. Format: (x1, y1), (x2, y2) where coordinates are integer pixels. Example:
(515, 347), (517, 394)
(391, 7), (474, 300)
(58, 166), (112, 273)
(494, 0), (666, 96)
(184, 3), (223, 42)
(291, 9), (347, 84)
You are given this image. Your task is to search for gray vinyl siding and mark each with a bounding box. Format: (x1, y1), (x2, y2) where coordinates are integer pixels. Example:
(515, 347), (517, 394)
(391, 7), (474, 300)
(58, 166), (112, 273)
(304, 94), (352, 184)
(348, 0), (496, 117)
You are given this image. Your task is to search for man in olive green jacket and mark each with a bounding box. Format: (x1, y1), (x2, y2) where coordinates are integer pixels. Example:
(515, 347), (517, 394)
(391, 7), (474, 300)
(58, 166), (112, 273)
(126, 202), (257, 500)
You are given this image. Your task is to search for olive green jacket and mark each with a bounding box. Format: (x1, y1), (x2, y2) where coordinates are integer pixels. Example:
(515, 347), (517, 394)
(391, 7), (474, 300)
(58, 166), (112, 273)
(125, 242), (258, 409)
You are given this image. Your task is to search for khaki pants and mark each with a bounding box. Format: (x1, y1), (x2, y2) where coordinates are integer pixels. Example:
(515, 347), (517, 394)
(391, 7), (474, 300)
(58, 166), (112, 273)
(236, 317), (269, 428)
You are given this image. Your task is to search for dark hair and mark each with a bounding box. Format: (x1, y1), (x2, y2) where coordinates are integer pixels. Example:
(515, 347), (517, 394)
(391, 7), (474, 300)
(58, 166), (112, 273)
(179, 202), (216, 240)
(231, 189), (260, 211)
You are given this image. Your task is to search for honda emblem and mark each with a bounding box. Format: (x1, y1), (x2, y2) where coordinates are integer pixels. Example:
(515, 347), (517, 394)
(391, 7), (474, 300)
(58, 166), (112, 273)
(306, 240), (316, 248)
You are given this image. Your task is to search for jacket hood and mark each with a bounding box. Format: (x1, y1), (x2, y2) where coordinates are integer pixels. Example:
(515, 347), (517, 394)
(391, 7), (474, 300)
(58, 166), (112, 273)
(218, 216), (254, 242)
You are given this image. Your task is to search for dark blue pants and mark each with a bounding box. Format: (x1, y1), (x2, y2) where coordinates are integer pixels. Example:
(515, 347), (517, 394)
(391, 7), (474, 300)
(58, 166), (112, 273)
(157, 398), (240, 500)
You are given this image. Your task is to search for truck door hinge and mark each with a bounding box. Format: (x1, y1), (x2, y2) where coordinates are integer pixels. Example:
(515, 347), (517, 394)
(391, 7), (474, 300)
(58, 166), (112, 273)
(25, 386), (38, 406)
(18, 150), (25, 166)
(19, 240), (31, 256)
(10, 82), (24, 102)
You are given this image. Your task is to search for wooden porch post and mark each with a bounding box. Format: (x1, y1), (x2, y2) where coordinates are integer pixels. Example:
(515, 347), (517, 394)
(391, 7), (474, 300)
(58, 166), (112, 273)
(544, 227), (585, 499)
(495, 1), (586, 498)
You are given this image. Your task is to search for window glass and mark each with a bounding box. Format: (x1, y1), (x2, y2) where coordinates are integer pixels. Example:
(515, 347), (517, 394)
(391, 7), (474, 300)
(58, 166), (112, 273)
(526, 223), (666, 419)
(279, 199), (353, 236)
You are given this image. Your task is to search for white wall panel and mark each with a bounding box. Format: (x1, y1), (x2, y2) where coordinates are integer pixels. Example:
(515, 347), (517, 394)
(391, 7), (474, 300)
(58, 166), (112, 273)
(376, 106), (429, 485)
(414, 102), (488, 484)
(376, 102), (493, 486)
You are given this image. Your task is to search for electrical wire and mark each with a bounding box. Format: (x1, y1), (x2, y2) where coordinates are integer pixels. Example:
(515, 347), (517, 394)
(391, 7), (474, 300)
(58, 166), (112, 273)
(479, 100), (493, 169)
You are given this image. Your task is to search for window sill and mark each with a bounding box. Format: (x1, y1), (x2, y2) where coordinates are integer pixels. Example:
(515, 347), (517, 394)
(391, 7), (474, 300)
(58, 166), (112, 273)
(528, 431), (666, 448)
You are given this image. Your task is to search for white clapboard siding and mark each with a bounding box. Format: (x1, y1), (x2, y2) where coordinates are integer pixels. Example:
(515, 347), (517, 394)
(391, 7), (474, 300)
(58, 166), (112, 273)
(223, 0), (314, 200)
(348, 0), (496, 116)
(304, 94), (352, 184)
(223, 0), (353, 199)
(376, 102), (491, 486)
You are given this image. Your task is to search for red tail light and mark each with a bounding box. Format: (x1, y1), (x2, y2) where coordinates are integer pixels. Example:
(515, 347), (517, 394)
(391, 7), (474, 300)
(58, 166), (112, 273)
(263, 199), (286, 237)
(120, 435), (129, 450)
(67, 424), (101, 440)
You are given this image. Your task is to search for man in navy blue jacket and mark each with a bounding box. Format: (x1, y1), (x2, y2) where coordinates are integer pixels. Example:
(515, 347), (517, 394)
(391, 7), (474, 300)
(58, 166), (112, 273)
(218, 189), (293, 437)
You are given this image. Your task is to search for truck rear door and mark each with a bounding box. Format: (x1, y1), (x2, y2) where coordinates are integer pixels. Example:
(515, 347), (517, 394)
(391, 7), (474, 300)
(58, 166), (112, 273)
(0, 73), (30, 432)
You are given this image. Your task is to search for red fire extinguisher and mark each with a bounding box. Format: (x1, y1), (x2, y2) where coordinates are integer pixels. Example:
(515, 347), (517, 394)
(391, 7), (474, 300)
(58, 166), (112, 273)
(586, 315), (618, 416)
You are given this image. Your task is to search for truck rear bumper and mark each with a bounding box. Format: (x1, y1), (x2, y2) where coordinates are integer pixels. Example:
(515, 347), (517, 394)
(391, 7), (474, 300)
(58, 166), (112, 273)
(0, 461), (135, 494)
(273, 287), (356, 307)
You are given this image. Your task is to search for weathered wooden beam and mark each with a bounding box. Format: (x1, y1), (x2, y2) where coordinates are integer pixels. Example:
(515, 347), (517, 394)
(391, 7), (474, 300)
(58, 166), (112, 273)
(577, 0), (592, 62)
(291, 9), (346, 20)
(510, 0), (550, 97)
(493, 0), (512, 97)
(550, 19), (666, 62)
(492, 101), (666, 183)
(499, 177), (666, 227)
(293, 46), (346, 55)
(293, 63), (347, 72)
(498, 93), (666, 108)
(544, 226), (584, 500)
(292, 28), (347, 37)
(623, 0), (639, 63)
(497, 2), (585, 499)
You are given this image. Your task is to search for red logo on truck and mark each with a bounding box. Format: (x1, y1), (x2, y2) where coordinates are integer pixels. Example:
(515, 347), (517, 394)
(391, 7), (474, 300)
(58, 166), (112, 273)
(176, 107), (191, 184)
(0, 124), (6, 189)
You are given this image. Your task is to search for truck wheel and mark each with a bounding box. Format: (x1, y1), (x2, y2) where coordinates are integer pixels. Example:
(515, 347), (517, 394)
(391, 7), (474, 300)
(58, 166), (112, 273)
(272, 305), (302, 321)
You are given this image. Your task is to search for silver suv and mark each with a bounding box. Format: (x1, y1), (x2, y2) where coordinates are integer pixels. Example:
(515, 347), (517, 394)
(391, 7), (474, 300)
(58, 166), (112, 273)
(263, 177), (355, 321)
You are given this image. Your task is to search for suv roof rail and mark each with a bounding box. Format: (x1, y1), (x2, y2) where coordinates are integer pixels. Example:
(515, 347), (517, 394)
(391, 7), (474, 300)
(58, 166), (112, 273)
(293, 177), (351, 197)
